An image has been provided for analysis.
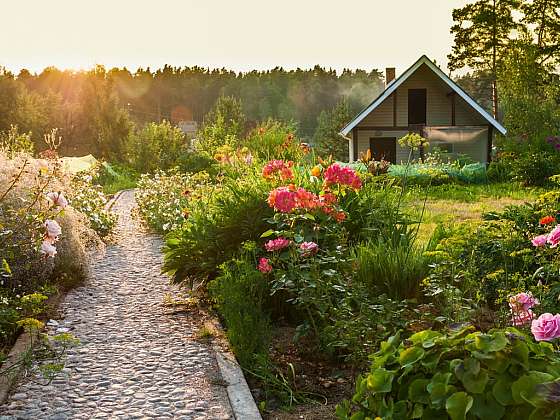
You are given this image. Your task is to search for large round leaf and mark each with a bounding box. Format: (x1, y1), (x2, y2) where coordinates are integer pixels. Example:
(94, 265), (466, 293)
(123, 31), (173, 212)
(446, 392), (474, 420)
(399, 346), (425, 367)
(366, 368), (394, 394)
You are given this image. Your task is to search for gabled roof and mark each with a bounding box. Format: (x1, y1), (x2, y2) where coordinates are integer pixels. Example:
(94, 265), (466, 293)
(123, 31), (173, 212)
(340, 55), (507, 136)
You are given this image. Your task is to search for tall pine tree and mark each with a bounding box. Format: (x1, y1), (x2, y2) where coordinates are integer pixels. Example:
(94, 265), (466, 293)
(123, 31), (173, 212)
(448, 0), (520, 119)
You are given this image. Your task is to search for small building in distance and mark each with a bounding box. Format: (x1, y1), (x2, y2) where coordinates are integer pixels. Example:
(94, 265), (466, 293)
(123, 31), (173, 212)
(339, 55), (506, 163)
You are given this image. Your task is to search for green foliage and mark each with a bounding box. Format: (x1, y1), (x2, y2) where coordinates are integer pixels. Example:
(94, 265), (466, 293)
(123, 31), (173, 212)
(135, 170), (203, 233)
(208, 252), (271, 367)
(126, 120), (188, 173)
(196, 95), (245, 155)
(337, 327), (560, 419)
(92, 162), (138, 195)
(352, 240), (428, 299)
(68, 171), (117, 237)
(0, 125), (33, 157)
(243, 120), (305, 162)
(313, 99), (351, 160)
(388, 162), (488, 186)
(163, 172), (273, 285)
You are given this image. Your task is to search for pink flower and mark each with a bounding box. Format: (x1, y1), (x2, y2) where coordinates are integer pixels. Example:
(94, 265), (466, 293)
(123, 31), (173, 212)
(511, 309), (534, 326)
(547, 225), (560, 247)
(267, 187), (297, 213)
(532, 234), (548, 247)
(44, 220), (62, 241)
(531, 313), (560, 341)
(509, 292), (539, 312)
(40, 240), (57, 257)
(323, 164), (362, 190)
(257, 257), (272, 273)
(46, 191), (68, 209)
(262, 160), (294, 181)
(265, 237), (291, 252)
(300, 241), (319, 256)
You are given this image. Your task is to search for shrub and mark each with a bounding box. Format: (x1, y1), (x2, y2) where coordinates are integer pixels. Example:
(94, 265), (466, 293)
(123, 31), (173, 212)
(68, 171), (117, 237)
(93, 162), (137, 195)
(163, 172), (273, 285)
(337, 327), (560, 419)
(242, 120), (305, 162)
(0, 125), (33, 157)
(208, 251), (271, 367)
(126, 120), (188, 173)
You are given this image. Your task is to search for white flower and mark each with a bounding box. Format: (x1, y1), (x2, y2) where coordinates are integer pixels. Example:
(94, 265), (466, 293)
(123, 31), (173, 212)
(44, 219), (62, 241)
(40, 240), (57, 257)
(46, 191), (69, 209)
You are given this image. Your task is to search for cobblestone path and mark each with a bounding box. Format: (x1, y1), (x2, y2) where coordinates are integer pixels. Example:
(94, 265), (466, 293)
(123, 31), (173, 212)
(0, 190), (233, 420)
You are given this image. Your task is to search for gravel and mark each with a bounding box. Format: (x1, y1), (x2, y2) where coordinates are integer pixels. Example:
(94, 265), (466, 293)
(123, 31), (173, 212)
(0, 190), (233, 419)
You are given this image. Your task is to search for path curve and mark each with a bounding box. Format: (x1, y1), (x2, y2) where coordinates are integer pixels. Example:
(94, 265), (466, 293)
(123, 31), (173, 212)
(0, 190), (233, 420)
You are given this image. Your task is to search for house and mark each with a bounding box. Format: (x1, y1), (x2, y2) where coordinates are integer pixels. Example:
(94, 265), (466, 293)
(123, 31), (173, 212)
(339, 55), (506, 163)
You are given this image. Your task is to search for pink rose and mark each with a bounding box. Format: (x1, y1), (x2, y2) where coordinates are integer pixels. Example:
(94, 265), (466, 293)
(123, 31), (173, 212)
(532, 234), (548, 247)
(44, 219), (62, 241)
(40, 240), (57, 257)
(509, 292), (539, 312)
(531, 313), (560, 341)
(511, 309), (534, 326)
(547, 225), (560, 247)
(257, 257), (272, 273)
(300, 241), (319, 256)
(264, 237), (291, 252)
(46, 191), (68, 209)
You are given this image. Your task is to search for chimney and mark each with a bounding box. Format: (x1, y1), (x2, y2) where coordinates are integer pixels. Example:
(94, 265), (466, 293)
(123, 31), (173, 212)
(385, 67), (396, 86)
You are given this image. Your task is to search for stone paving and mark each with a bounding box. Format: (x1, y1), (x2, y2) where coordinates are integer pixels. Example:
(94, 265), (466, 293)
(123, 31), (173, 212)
(0, 190), (233, 419)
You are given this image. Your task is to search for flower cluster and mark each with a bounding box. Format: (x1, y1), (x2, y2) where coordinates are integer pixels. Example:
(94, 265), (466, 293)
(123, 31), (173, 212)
(267, 186), (343, 220)
(509, 292), (538, 326)
(264, 237), (291, 252)
(40, 219), (62, 258)
(262, 160), (294, 181)
(299, 241), (319, 257)
(531, 224), (560, 247)
(323, 164), (362, 190)
(257, 257), (272, 273)
(539, 215), (555, 225)
(398, 133), (430, 151)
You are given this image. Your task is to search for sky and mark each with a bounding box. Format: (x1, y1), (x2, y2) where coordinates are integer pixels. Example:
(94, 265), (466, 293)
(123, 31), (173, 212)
(1, 0), (469, 76)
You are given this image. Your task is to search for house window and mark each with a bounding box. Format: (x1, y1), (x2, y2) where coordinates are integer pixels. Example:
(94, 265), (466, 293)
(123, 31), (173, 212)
(408, 89), (427, 125)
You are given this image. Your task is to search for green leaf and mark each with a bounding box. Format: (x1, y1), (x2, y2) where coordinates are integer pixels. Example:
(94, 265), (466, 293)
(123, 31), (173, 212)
(411, 403), (424, 418)
(471, 394), (505, 420)
(259, 229), (275, 238)
(1, 259), (11, 275)
(511, 341), (529, 367)
(301, 213), (315, 220)
(492, 377), (514, 406)
(461, 370), (489, 394)
(475, 332), (507, 353)
(399, 346), (425, 367)
(512, 372), (554, 405)
(409, 379), (430, 403)
(446, 392), (473, 420)
(409, 330), (442, 348)
(365, 368), (394, 394)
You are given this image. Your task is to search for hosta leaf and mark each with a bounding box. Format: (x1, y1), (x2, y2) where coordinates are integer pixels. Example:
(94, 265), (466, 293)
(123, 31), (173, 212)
(409, 379), (430, 403)
(365, 368), (394, 394)
(471, 394), (505, 420)
(445, 392), (473, 420)
(399, 346), (425, 367)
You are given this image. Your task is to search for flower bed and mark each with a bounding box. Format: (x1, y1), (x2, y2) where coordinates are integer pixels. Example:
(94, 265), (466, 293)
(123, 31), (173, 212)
(134, 126), (560, 418)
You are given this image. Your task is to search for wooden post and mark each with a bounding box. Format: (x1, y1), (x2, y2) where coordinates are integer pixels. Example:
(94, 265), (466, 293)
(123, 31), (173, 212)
(487, 125), (493, 163)
(392, 92), (397, 127)
(352, 128), (358, 162)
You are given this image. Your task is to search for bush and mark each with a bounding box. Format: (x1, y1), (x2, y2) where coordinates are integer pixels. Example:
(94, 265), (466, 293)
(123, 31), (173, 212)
(337, 327), (560, 419)
(68, 171), (117, 237)
(163, 172), (273, 285)
(0, 125), (33, 158)
(209, 252), (271, 367)
(126, 120), (188, 173)
(93, 162), (137, 195)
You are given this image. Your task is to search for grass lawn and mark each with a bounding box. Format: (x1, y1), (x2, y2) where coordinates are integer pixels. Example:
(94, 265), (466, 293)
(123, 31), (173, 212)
(406, 182), (550, 244)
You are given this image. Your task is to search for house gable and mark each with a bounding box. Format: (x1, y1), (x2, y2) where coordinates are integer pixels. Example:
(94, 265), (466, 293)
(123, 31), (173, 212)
(340, 55), (506, 135)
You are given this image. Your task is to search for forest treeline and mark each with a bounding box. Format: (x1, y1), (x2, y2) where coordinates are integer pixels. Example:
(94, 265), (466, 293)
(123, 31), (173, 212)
(0, 65), (388, 157)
